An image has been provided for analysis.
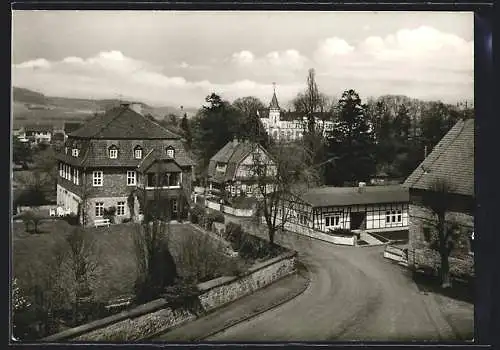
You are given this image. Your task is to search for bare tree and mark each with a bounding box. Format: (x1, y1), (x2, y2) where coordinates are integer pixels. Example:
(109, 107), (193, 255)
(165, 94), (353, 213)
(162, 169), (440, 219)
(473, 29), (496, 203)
(65, 227), (100, 323)
(422, 178), (462, 288)
(133, 165), (179, 304)
(250, 142), (320, 246)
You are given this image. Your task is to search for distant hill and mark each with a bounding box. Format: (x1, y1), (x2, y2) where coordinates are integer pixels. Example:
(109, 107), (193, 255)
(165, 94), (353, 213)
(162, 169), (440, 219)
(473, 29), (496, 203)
(12, 87), (198, 128)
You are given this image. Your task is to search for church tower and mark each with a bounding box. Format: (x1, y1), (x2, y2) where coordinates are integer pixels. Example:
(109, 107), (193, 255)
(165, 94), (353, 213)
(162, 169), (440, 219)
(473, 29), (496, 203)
(269, 83), (280, 125)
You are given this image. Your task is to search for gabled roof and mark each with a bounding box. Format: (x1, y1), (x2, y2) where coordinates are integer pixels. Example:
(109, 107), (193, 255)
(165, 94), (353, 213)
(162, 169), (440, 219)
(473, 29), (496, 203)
(208, 139), (268, 181)
(69, 105), (180, 139)
(301, 185), (409, 208)
(269, 91), (280, 109)
(136, 148), (190, 172)
(404, 119), (474, 197)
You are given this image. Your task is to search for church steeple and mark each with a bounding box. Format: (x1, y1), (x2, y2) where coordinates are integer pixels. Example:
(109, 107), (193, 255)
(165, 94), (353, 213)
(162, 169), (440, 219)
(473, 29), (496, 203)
(269, 82), (280, 110)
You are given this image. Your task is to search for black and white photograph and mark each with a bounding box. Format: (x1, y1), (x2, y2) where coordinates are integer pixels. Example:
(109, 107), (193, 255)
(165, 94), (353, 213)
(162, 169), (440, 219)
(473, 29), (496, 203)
(11, 10), (475, 343)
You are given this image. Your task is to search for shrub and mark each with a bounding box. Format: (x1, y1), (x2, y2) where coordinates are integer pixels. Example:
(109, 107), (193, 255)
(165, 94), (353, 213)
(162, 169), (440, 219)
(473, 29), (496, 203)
(122, 218), (133, 224)
(329, 228), (354, 237)
(163, 280), (202, 315)
(224, 222), (282, 261)
(189, 204), (205, 225)
(61, 213), (79, 226)
(103, 206), (117, 224)
(205, 210), (224, 230)
(16, 189), (47, 207)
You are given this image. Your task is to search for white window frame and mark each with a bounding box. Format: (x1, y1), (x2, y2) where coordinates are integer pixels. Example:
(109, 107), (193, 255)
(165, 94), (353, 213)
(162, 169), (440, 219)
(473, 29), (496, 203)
(95, 202), (104, 217)
(166, 148), (175, 158)
(93, 171), (103, 186)
(109, 148), (118, 159)
(72, 148), (79, 157)
(73, 168), (80, 185)
(325, 215), (341, 228)
(116, 201), (126, 216)
(59, 163), (64, 177)
(172, 199), (178, 215)
(127, 171), (137, 186)
(134, 148), (142, 159)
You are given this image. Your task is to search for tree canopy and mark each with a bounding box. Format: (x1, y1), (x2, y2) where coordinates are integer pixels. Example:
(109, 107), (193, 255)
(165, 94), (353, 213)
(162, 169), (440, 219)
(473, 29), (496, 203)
(324, 89), (376, 185)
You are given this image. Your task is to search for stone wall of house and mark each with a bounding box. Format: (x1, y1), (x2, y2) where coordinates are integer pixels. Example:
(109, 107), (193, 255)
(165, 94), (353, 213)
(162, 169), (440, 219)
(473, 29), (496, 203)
(84, 168), (134, 198)
(408, 203), (474, 277)
(42, 252), (297, 342)
(86, 196), (131, 225)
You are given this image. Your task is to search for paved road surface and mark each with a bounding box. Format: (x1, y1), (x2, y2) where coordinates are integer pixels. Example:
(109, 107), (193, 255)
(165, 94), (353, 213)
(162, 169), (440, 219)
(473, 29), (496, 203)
(206, 218), (455, 341)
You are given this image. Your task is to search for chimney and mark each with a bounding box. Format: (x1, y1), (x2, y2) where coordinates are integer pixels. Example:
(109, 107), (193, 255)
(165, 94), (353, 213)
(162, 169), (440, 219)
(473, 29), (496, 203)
(128, 103), (143, 115)
(233, 136), (238, 145)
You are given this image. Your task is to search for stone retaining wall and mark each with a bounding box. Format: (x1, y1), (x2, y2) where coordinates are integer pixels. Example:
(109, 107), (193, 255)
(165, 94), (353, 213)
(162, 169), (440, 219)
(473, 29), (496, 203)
(42, 251), (297, 342)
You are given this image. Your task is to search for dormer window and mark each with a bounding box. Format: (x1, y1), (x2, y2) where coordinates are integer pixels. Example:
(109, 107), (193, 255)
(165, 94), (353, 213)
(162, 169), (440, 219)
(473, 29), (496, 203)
(109, 145), (118, 159)
(166, 146), (175, 158)
(134, 146), (143, 159)
(72, 148), (79, 157)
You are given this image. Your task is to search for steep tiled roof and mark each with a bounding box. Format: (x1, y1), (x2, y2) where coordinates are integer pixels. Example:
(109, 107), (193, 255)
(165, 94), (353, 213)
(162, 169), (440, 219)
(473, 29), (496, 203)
(269, 92), (280, 109)
(404, 119), (474, 197)
(136, 147), (192, 172)
(301, 185), (409, 208)
(56, 138), (194, 168)
(64, 122), (84, 134)
(69, 105), (180, 139)
(208, 140), (262, 181)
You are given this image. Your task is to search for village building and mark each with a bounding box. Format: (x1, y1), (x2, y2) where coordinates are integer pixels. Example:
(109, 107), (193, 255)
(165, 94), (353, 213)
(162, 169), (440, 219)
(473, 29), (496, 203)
(404, 118), (474, 271)
(258, 88), (335, 141)
(276, 184), (409, 235)
(207, 138), (276, 199)
(55, 103), (194, 226)
(14, 123), (54, 145)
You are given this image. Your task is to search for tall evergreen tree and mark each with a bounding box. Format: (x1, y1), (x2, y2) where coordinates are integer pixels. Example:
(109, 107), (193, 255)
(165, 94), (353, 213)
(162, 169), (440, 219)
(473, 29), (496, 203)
(180, 113), (192, 149)
(325, 89), (376, 185)
(191, 93), (244, 173)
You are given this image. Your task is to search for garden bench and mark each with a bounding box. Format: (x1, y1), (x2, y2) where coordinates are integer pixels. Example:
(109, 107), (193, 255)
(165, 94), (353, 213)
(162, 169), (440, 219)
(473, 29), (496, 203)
(94, 218), (111, 227)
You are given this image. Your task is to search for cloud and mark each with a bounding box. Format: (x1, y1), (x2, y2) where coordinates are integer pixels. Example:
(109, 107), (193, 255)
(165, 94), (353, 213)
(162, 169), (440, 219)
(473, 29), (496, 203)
(12, 25), (473, 107)
(314, 37), (355, 61)
(230, 48), (308, 74)
(14, 58), (51, 69)
(12, 50), (303, 107)
(232, 50), (255, 65)
(311, 26), (473, 102)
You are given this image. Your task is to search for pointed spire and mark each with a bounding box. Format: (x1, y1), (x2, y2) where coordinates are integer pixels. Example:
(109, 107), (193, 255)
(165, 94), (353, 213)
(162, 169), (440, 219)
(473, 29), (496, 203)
(269, 82), (280, 109)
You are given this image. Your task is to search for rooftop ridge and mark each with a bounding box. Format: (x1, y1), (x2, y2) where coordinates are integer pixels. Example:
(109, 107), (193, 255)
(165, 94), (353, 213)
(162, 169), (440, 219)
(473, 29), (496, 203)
(408, 119), (466, 188)
(89, 106), (128, 139)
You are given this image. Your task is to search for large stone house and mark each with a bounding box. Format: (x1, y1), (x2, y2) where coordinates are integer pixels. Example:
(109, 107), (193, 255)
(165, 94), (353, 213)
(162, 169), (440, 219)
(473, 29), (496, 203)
(207, 138), (276, 199)
(55, 103), (194, 226)
(258, 88), (334, 141)
(404, 118), (474, 274)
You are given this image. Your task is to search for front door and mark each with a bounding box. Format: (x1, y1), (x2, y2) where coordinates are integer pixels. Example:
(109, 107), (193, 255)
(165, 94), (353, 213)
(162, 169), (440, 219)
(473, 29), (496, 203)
(350, 212), (366, 230)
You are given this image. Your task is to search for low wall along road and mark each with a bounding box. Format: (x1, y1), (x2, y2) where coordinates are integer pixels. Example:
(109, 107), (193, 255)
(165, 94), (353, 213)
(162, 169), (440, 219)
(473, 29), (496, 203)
(42, 252), (297, 342)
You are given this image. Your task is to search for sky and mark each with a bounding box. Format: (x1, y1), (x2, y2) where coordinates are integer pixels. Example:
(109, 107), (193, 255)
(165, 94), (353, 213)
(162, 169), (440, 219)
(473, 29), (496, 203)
(12, 11), (474, 108)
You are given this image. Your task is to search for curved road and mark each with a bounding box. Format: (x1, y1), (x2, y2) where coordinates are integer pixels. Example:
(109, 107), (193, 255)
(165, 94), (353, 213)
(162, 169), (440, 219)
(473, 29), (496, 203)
(206, 219), (453, 341)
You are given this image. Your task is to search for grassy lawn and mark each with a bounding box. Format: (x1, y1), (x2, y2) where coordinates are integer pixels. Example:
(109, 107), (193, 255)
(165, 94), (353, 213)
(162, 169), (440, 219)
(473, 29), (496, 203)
(13, 220), (241, 305)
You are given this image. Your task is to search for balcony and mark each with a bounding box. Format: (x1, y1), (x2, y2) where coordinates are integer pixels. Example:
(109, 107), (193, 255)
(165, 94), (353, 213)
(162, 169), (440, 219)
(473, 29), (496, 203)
(143, 172), (182, 190)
